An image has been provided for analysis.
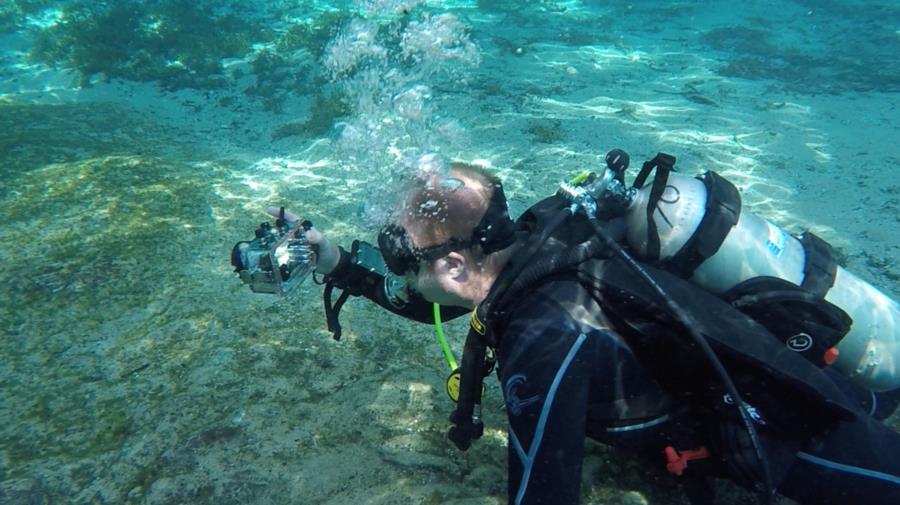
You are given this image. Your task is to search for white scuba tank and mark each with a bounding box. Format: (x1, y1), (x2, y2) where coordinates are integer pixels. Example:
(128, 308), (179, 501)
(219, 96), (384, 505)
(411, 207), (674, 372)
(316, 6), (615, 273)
(624, 172), (900, 392)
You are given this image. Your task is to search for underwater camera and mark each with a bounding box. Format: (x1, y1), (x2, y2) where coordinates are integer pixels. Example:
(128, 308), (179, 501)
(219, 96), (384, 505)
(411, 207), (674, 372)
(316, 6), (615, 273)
(231, 208), (315, 295)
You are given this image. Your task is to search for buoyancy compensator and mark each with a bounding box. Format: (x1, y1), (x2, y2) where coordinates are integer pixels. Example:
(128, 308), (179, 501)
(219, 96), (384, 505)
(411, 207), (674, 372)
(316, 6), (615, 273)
(563, 150), (900, 392)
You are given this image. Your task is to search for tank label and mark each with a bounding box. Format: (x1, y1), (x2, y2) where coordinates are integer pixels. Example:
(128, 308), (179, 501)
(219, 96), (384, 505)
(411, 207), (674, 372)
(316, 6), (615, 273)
(765, 222), (786, 258)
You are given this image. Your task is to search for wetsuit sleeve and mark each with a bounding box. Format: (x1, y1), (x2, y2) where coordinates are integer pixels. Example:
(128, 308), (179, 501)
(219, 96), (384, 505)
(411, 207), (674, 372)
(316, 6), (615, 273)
(323, 243), (468, 324)
(497, 289), (606, 505)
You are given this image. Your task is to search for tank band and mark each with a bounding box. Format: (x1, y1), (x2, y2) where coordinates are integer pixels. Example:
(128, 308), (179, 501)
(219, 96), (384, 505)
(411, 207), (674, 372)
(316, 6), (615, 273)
(799, 232), (838, 297)
(664, 171), (741, 278)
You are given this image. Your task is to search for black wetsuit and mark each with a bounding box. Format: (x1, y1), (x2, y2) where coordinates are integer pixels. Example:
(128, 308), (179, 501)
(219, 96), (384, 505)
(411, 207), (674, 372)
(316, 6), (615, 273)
(324, 231), (900, 505)
(490, 270), (900, 505)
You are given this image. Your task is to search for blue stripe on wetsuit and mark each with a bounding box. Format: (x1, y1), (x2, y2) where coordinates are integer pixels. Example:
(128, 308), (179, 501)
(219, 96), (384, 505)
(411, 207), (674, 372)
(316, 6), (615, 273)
(797, 451), (900, 486)
(510, 332), (588, 505)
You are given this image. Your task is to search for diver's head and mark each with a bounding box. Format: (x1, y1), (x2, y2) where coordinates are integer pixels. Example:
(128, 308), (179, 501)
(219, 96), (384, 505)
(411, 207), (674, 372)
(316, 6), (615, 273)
(378, 163), (517, 307)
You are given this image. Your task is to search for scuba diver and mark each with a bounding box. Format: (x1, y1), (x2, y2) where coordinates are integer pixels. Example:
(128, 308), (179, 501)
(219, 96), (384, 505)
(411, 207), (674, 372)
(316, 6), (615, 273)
(237, 150), (900, 505)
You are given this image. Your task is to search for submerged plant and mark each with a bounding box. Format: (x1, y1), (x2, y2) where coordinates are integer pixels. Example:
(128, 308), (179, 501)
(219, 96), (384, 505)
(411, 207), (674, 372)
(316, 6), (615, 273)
(1, 0), (56, 33)
(526, 118), (566, 144)
(276, 10), (353, 59)
(272, 90), (351, 140)
(29, 0), (264, 88)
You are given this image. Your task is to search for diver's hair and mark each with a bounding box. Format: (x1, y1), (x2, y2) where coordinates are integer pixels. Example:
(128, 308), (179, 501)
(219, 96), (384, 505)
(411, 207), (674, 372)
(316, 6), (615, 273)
(401, 162), (503, 253)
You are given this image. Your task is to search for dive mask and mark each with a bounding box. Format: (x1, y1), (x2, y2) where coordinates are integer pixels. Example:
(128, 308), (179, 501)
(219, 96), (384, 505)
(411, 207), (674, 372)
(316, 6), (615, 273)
(377, 182), (517, 275)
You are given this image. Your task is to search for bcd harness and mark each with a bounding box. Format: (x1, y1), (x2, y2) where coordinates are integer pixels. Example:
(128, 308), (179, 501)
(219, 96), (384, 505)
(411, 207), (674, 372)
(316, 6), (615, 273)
(447, 153), (858, 504)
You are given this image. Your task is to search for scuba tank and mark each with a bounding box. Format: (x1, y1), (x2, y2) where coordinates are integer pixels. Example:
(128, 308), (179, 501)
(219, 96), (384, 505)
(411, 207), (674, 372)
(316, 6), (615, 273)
(607, 152), (900, 392)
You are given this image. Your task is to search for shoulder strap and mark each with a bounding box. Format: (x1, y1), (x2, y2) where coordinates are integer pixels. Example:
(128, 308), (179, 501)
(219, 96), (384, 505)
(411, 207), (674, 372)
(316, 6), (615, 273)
(633, 153), (677, 262)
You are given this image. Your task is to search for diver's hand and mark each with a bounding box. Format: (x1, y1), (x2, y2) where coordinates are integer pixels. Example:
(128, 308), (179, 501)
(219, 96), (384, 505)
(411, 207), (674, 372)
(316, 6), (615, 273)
(266, 206), (341, 275)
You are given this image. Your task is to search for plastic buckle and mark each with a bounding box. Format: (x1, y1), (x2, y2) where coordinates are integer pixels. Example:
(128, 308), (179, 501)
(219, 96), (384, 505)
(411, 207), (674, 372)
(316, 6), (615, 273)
(664, 446), (711, 476)
(823, 347), (840, 366)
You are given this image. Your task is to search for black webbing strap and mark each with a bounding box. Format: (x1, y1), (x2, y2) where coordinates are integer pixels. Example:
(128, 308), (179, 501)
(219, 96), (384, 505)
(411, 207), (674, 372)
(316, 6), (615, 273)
(633, 153), (677, 262)
(323, 283), (351, 341)
(448, 317), (488, 451)
(663, 171), (741, 278)
(798, 232), (838, 297)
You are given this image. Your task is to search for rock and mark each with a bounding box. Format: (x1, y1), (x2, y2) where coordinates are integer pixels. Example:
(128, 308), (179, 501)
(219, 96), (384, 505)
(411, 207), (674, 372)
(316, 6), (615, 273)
(0, 478), (51, 505)
(379, 434), (459, 475)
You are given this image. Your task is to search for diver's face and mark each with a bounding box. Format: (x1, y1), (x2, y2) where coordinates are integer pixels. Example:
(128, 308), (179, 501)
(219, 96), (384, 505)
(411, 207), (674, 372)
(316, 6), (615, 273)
(395, 214), (474, 308)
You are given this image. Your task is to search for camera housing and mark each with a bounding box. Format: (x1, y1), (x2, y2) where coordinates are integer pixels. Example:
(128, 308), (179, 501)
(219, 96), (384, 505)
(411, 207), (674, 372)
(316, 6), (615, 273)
(231, 216), (315, 295)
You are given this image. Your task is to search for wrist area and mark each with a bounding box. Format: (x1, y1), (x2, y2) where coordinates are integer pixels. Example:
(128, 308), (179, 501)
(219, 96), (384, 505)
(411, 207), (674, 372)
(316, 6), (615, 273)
(323, 240), (386, 296)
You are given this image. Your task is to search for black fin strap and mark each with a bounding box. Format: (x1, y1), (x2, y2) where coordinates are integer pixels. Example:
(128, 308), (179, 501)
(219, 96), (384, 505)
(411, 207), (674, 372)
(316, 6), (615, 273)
(664, 171), (741, 278)
(799, 232), (837, 298)
(323, 283), (351, 341)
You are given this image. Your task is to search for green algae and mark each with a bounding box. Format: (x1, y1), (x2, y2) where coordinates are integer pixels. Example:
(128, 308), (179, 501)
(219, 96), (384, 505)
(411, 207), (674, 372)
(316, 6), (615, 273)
(0, 1), (55, 33)
(275, 10), (352, 58)
(29, 1), (264, 89)
(2, 154), (216, 312)
(272, 90), (350, 140)
(0, 101), (245, 488)
(526, 118), (566, 144)
(701, 20), (900, 93)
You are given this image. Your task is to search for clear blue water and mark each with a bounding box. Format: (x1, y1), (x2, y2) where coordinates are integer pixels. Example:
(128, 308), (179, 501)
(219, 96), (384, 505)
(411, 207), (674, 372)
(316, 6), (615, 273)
(1, 1), (898, 503)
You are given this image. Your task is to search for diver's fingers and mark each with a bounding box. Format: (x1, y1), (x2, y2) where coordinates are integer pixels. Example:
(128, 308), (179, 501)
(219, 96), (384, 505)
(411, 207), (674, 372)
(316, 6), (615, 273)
(304, 227), (324, 244)
(307, 228), (340, 274)
(265, 206), (300, 223)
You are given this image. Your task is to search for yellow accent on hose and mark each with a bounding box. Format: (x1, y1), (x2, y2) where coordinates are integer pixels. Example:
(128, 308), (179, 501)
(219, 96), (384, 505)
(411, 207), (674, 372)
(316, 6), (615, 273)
(469, 307), (485, 335)
(568, 170), (592, 185)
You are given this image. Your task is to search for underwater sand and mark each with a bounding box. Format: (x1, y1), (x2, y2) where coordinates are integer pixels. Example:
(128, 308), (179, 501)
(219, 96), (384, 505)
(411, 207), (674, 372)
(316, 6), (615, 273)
(1, 1), (898, 504)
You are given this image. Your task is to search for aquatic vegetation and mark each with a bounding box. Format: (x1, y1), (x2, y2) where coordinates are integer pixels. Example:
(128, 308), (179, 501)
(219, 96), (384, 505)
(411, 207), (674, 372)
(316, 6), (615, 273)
(614, 102), (639, 120)
(29, 0), (264, 88)
(702, 20), (900, 93)
(0, 0), (55, 32)
(526, 118), (566, 144)
(241, 10), (354, 113)
(0, 4), (21, 32)
(272, 90), (351, 140)
(243, 49), (295, 113)
(276, 10), (352, 59)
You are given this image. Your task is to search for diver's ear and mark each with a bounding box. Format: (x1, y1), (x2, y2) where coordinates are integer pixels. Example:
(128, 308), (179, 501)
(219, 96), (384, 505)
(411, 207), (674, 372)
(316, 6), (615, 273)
(441, 251), (467, 279)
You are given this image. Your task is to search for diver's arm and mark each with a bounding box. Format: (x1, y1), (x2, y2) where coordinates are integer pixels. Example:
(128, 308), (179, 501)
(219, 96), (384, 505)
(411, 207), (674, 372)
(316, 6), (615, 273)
(263, 207), (465, 323)
(324, 241), (468, 324)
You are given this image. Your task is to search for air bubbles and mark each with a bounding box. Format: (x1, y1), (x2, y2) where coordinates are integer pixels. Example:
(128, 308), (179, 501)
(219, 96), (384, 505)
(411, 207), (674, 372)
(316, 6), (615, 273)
(322, 19), (386, 79)
(323, 7), (480, 228)
(393, 85), (432, 120)
(412, 153), (446, 176)
(400, 13), (481, 72)
(355, 0), (423, 17)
